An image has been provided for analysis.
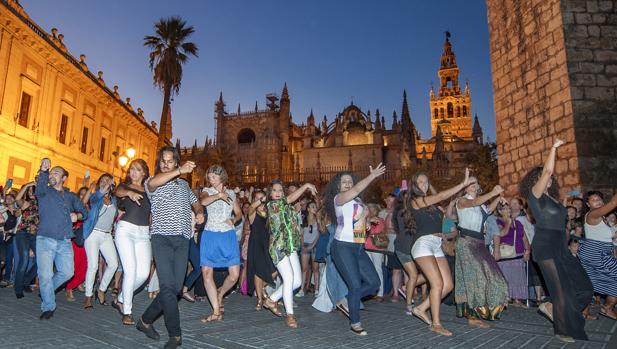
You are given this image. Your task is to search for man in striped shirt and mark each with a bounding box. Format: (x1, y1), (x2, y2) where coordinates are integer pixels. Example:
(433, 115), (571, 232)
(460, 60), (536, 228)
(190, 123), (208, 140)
(136, 146), (204, 349)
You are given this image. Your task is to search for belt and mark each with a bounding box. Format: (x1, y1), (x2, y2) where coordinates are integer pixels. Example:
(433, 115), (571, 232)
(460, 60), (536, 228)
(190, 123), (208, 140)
(459, 228), (484, 240)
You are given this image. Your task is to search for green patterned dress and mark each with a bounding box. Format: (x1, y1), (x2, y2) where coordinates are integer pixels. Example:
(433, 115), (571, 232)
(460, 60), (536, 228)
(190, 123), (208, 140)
(266, 199), (301, 265)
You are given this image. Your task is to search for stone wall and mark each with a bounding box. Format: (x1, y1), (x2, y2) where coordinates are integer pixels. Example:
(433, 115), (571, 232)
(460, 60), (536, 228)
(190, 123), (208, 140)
(562, 0), (617, 192)
(486, 0), (617, 196)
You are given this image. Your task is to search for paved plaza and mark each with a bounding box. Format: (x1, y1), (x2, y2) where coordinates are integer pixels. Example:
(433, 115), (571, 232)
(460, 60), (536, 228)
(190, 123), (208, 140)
(0, 288), (616, 349)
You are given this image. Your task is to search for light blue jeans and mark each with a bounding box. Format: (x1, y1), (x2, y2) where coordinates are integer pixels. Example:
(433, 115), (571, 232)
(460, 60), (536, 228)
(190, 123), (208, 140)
(36, 236), (74, 312)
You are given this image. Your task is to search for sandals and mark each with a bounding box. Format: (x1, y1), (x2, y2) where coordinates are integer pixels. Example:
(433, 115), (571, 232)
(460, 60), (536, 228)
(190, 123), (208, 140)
(556, 335), (575, 343)
(350, 325), (367, 336)
(286, 315), (298, 329)
(111, 288), (119, 298)
(111, 300), (124, 315)
(122, 314), (135, 326)
(96, 290), (108, 306)
(201, 313), (223, 323)
(84, 296), (93, 310)
(411, 308), (431, 325)
(430, 324), (453, 337)
(405, 304), (414, 316)
(263, 297), (283, 317)
(336, 303), (350, 319)
(468, 317), (490, 329)
(538, 302), (553, 322)
(182, 292), (195, 303)
(255, 298), (263, 311)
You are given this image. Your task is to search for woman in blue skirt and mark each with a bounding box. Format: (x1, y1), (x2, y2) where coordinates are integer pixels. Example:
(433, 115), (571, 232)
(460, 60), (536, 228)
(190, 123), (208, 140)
(199, 165), (242, 323)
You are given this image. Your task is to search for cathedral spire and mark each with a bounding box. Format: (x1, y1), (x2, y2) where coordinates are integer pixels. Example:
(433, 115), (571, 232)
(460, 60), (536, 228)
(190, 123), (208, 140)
(472, 114), (483, 144)
(281, 82), (289, 100)
(401, 89), (413, 129)
(375, 109), (382, 130)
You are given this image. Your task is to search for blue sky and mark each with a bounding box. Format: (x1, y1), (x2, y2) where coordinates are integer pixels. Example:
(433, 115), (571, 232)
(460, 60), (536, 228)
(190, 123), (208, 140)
(25, 0), (495, 145)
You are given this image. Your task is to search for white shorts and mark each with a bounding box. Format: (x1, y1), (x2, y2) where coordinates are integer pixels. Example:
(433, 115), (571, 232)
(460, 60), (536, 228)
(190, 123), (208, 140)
(411, 235), (445, 259)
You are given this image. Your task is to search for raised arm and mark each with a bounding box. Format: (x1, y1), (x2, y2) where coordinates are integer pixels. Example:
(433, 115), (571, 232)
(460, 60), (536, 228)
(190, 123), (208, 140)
(287, 183), (317, 204)
(147, 161), (196, 192)
(531, 139), (564, 199)
(458, 185), (504, 210)
(248, 196), (266, 223)
(415, 168), (472, 209)
(586, 194), (617, 224)
(82, 182), (96, 206)
(335, 163), (386, 206)
(35, 158), (52, 197)
(16, 182), (34, 206)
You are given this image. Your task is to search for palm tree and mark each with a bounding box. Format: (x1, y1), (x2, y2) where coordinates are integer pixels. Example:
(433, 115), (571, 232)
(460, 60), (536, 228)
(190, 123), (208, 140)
(144, 16), (198, 148)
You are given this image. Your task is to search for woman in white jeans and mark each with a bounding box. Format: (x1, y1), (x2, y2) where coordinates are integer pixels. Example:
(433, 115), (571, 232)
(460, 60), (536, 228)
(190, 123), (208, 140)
(112, 159), (152, 325)
(82, 174), (119, 309)
(262, 181), (317, 328)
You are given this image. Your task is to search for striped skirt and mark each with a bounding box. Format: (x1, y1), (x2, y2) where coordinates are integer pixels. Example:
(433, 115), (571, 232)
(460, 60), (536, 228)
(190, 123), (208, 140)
(497, 258), (528, 300)
(578, 239), (617, 297)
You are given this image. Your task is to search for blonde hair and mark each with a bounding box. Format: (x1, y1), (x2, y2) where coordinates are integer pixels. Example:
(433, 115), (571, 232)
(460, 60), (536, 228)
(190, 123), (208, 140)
(206, 165), (228, 184)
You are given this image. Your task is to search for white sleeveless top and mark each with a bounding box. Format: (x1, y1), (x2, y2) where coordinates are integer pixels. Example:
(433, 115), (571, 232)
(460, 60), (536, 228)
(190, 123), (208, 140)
(584, 213), (613, 243)
(203, 187), (236, 232)
(456, 194), (487, 233)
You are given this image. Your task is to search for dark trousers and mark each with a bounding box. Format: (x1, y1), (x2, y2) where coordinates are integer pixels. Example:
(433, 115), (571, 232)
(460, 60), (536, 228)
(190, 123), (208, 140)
(142, 235), (189, 337)
(1, 237), (15, 281)
(330, 239), (380, 325)
(14, 231), (37, 294)
(184, 236), (201, 289)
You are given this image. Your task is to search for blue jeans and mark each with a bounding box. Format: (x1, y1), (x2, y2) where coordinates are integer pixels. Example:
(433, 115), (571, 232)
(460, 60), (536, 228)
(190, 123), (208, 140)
(36, 236), (74, 312)
(1, 237), (15, 281)
(184, 237), (201, 289)
(330, 239), (380, 325)
(14, 231), (37, 294)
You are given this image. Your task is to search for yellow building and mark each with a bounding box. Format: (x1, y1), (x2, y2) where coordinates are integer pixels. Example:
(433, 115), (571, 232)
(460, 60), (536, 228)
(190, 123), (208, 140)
(0, 1), (159, 190)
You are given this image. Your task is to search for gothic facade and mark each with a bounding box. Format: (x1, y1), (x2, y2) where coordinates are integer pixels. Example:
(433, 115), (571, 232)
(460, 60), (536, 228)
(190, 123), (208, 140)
(185, 34), (484, 187)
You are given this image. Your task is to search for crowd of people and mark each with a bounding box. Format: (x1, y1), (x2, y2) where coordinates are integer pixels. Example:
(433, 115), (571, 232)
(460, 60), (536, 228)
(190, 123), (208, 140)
(0, 140), (616, 348)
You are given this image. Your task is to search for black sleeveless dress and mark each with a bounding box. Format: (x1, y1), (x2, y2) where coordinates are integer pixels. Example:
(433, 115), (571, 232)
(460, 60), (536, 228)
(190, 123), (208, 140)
(527, 193), (592, 340)
(247, 213), (276, 296)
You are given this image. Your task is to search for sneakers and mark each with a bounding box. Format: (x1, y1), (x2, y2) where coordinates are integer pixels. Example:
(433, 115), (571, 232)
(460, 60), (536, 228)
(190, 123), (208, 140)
(295, 290), (305, 298)
(136, 318), (160, 341)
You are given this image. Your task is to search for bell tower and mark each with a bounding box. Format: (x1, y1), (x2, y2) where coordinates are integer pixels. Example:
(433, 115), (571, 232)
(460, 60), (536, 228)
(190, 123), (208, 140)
(430, 32), (472, 139)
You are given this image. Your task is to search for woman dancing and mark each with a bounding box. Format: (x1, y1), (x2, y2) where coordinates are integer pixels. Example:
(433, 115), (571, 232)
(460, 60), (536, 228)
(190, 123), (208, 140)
(112, 159), (152, 325)
(199, 165), (242, 323)
(520, 139), (593, 342)
(323, 164), (385, 335)
(262, 181), (317, 328)
(403, 169), (472, 336)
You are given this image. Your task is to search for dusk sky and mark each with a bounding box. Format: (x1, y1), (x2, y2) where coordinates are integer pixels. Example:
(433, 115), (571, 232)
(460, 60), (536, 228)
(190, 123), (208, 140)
(25, 0), (495, 146)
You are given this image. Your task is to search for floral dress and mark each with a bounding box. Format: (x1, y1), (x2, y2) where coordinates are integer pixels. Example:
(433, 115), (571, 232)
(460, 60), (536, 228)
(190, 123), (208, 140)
(267, 198), (301, 265)
(17, 199), (39, 234)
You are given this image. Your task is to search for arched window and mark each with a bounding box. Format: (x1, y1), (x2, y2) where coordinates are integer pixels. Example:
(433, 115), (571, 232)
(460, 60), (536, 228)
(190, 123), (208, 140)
(447, 103), (453, 118)
(463, 106), (468, 117)
(237, 128), (256, 144)
(433, 108), (438, 119)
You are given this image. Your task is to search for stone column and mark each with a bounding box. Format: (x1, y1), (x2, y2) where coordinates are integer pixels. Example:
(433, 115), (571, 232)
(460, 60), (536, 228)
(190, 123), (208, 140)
(486, 0), (617, 196)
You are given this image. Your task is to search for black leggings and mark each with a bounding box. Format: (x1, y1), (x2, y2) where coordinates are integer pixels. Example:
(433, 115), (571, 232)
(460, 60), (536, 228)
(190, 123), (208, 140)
(537, 253), (592, 340)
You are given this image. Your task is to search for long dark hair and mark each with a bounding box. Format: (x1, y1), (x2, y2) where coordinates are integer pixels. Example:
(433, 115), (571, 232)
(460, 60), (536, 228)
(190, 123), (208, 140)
(323, 171), (360, 225)
(155, 146), (180, 174)
(302, 200), (317, 228)
(123, 159), (150, 186)
(402, 172), (432, 231)
(519, 167), (560, 200)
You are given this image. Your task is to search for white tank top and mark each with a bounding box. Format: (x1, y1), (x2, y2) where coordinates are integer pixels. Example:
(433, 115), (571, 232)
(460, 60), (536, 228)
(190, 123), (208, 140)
(456, 194), (486, 233)
(584, 213), (614, 243)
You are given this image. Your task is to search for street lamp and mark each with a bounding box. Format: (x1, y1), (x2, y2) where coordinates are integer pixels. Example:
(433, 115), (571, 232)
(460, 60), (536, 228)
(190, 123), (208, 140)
(113, 147), (136, 179)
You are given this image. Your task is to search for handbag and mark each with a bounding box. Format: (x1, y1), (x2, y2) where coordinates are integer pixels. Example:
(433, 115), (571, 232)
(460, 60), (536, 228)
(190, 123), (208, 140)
(499, 221), (518, 259)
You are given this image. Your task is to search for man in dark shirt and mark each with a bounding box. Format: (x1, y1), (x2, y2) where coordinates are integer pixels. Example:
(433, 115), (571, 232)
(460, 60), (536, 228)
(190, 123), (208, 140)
(35, 158), (87, 320)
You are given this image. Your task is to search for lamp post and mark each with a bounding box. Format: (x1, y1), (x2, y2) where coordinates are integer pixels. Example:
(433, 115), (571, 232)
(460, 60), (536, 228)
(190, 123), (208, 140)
(113, 147), (136, 181)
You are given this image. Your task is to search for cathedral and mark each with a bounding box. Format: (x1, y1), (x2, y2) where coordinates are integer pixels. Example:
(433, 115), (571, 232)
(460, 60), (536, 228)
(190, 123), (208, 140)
(184, 33), (484, 187)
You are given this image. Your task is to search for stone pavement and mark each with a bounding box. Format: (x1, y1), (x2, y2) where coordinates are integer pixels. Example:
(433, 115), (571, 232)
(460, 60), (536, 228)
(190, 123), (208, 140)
(0, 287), (616, 349)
